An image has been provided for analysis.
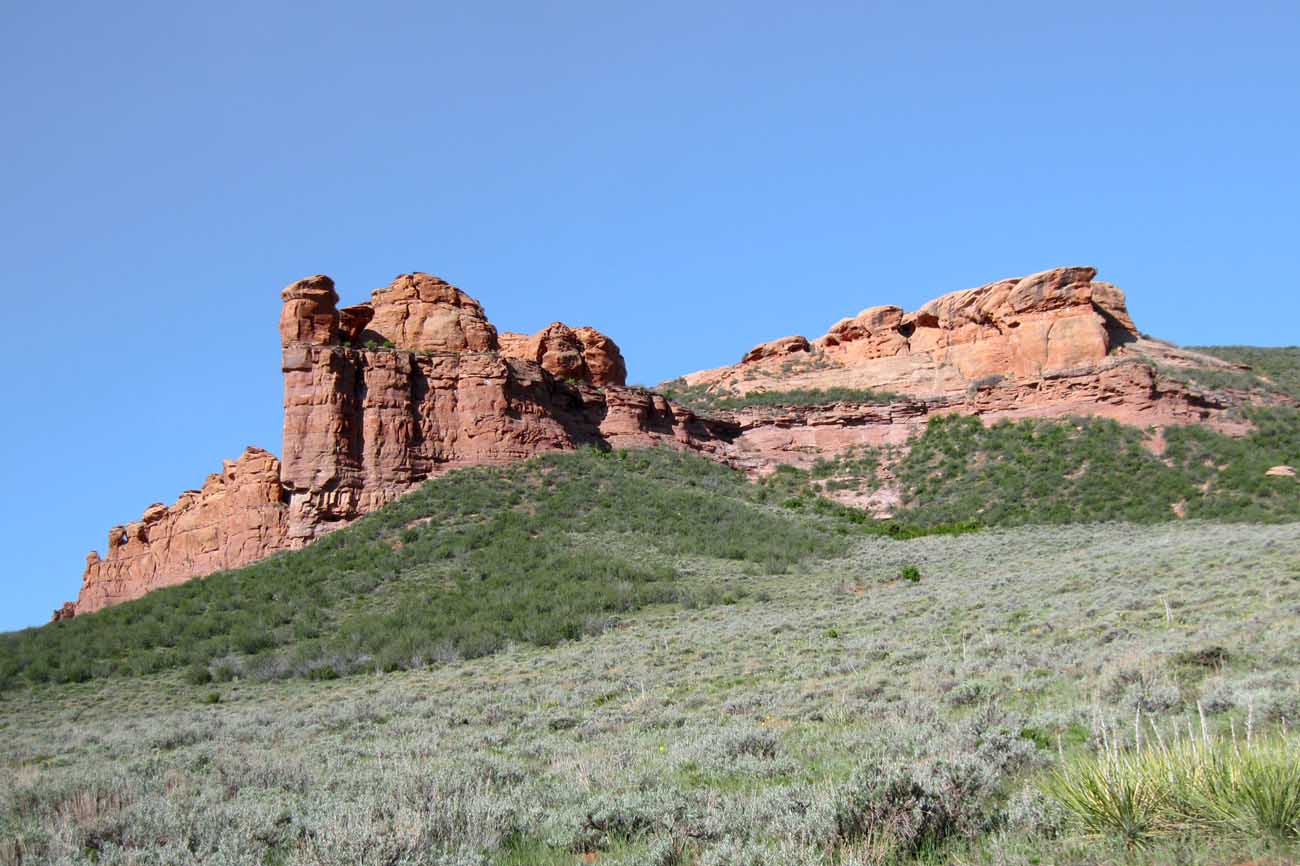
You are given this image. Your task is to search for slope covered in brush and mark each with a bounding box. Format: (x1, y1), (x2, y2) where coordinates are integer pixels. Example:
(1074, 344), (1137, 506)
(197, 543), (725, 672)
(896, 409), (1300, 526)
(2, 449), (863, 689)
(1188, 345), (1300, 401)
(808, 407), (1300, 527)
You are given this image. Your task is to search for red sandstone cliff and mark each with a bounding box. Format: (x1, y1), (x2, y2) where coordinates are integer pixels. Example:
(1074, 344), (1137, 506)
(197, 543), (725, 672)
(679, 266), (1262, 472)
(685, 266), (1223, 397)
(62, 273), (725, 617)
(67, 448), (287, 616)
(677, 265), (1269, 478)
(278, 272), (721, 544)
(59, 265), (1273, 619)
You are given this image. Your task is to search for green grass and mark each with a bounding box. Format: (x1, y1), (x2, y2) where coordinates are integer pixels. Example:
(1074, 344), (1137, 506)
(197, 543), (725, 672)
(9, 406), (1297, 691)
(3, 392), (1299, 863)
(0, 448), (868, 690)
(1048, 729), (1300, 848)
(884, 409), (1300, 527)
(659, 379), (905, 413)
(4, 521), (1299, 865)
(1191, 346), (1300, 401)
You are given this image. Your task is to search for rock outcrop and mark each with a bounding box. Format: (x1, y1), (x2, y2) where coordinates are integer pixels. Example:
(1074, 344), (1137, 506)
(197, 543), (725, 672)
(279, 274), (711, 544)
(60, 265), (1271, 619)
(63, 273), (728, 617)
(70, 448), (288, 615)
(720, 360), (1245, 474)
(362, 272), (499, 352)
(499, 323), (628, 387)
(695, 266), (1242, 404)
(682, 266), (1265, 474)
(741, 335), (811, 364)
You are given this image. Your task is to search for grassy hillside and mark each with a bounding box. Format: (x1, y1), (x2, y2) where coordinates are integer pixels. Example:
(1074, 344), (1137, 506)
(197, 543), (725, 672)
(0, 449), (876, 690)
(8, 406), (1299, 691)
(658, 379), (906, 413)
(810, 407), (1300, 526)
(1189, 345), (1300, 401)
(4, 394), (1300, 863)
(4, 522), (1298, 865)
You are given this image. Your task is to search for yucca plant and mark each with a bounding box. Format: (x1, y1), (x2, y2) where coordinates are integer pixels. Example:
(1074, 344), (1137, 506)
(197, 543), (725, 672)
(1047, 710), (1300, 847)
(1046, 748), (1171, 849)
(1172, 736), (1300, 840)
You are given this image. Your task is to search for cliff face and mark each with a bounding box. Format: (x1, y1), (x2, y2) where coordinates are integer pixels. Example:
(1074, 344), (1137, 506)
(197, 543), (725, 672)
(64, 272), (727, 618)
(66, 448), (288, 616)
(60, 265), (1265, 619)
(679, 267), (1260, 468)
(686, 266), (1224, 397)
(278, 273), (723, 543)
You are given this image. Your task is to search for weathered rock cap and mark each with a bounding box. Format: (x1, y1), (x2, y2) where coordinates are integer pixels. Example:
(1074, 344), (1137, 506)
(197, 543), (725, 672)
(339, 303), (375, 344)
(365, 272), (499, 352)
(499, 322), (628, 387)
(742, 335), (811, 364)
(279, 275), (340, 346)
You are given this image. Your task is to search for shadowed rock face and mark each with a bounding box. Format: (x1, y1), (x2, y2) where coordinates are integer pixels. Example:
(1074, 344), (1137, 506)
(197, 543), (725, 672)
(63, 273), (725, 618)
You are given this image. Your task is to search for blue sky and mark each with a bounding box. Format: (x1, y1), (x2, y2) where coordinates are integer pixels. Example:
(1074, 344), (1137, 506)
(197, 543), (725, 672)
(2, 1), (1297, 630)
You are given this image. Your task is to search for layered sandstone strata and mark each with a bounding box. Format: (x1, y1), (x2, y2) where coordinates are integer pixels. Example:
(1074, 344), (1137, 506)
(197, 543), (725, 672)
(684, 266), (1232, 398)
(679, 266), (1262, 475)
(279, 273), (720, 543)
(60, 265), (1267, 619)
(68, 448), (288, 615)
(62, 273), (724, 617)
(720, 360), (1244, 473)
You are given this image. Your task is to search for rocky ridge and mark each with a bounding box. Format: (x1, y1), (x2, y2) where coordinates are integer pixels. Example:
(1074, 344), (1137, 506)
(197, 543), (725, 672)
(680, 267), (1263, 470)
(63, 273), (726, 617)
(58, 266), (1276, 618)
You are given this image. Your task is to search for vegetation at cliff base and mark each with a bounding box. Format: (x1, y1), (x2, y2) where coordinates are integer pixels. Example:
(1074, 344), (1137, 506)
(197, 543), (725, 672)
(898, 409), (1300, 525)
(3, 391), (1299, 863)
(0, 448), (867, 690)
(659, 379), (906, 413)
(1190, 345), (1300, 401)
(809, 408), (1300, 527)
(4, 522), (1299, 865)
(8, 406), (1299, 691)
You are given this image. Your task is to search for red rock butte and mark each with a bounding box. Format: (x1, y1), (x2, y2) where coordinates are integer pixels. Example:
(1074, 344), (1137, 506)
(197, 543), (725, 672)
(57, 266), (1262, 619)
(62, 272), (726, 618)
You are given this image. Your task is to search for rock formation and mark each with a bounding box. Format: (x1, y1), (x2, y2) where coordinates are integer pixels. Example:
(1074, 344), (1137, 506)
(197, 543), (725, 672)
(279, 274), (713, 544)
(680, 266), (1266, 473)
(688, 267), (1203, 397)
(59, 264), (1276, 618)
(70, 448), (287, 615)
(499, 322), (628, 387)
(62, 273), (727, 618)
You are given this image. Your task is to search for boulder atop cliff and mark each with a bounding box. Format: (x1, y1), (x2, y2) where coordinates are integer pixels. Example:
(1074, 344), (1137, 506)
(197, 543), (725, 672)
(499, 322), (628, 387)
(741, 335), (811, 364)
(362, 272), (499, 352)
(279, 275), (340, 346)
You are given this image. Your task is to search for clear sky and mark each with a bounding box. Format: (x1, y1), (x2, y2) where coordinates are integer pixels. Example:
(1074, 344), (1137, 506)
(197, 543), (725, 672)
(2, 1), (1297, 630)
